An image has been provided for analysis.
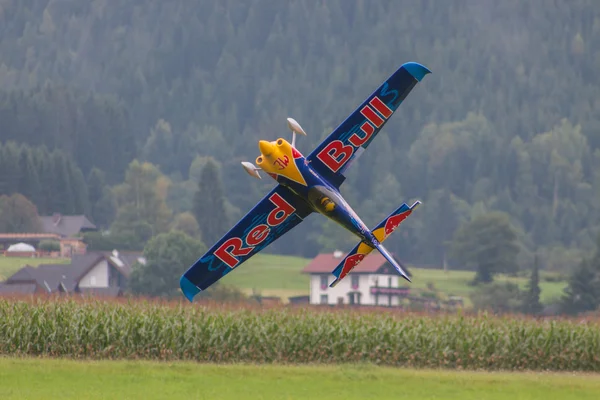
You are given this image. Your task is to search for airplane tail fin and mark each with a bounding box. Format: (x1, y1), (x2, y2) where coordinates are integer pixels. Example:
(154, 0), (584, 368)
(329, 201), (419, 287)
(372, 242), (411, 283)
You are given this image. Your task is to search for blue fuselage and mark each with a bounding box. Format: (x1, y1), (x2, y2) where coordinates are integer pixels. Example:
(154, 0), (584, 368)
(268, 151), (378, 246)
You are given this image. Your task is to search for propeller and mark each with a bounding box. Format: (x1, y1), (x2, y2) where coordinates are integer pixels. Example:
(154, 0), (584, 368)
(287, 117), (307, 148)
(241, 161), (262, 179)
(241, 118), (308, 179)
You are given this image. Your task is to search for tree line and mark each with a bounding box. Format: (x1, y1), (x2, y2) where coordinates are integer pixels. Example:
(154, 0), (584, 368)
(1, 0), (600, 312)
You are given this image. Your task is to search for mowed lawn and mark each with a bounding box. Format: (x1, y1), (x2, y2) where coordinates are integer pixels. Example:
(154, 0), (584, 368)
(1, 358), (599, 400)
(219, 253), (311, 300)
(407, 267), (567, 304)
(218, 253), (567, 304)
(0, 256), (70, 280)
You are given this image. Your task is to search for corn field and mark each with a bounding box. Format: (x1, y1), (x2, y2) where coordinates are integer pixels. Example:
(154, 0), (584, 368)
(1, 296), (599, 371)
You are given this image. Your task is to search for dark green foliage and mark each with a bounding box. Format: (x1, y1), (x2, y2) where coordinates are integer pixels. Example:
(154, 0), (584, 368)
(109, 160), (173, 248)
(0, 0), (599, 274)
(450, 212), (520, 283)
(0, 85), (134, 184)
(0, 193), (42, 233)
(86, 168), (117, 229)
(38, 239), (60, 252)
(128, 230), (207, 298)
(561, 235), (600, 315)
(0, 142), (89, 216)
(522, 254), (543, 315)
(470, 282), (523, 314)
(193, 159), (229, 244)
(82, 232), (142, 252)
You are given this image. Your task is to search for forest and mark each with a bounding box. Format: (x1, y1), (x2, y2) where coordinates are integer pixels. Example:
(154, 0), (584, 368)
(0, 0), (599, 294)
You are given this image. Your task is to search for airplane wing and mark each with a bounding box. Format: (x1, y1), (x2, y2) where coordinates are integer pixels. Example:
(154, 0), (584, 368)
(179, 184), (313, 301)
(306, 62), (431, 187)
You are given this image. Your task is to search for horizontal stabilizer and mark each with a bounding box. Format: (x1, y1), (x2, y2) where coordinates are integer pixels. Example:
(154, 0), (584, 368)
(329, 200), (420, 287)
(373, 242), (411, 283)
(371, 200), (420, 243)
(329, 241), (375, 288)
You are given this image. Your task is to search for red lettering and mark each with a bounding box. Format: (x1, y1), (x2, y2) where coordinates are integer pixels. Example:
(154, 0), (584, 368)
(273, 155), (289, 170)
(349, 121), (375, 147)
(316, 140), (354, 173)
(215, 237), (253, 268)
(267, 193), (296, 226)
(213, 193), (297, 268)
(246, 224), (270, 246)
(369, 96), (393, 118)
(360, 105), (385, 127)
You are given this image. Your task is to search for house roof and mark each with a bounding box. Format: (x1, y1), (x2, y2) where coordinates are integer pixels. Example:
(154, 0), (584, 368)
(302, 252), (410, 276)
(0, 233), (60, 241)
(39, 214), (97, 237)
(6, 262), (75, 292)
(100, 250), (145, 277)
(0, 282), (38, 295)
(3, 251), (137, 293)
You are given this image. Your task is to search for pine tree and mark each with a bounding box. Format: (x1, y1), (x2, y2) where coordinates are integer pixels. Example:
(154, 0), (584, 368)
(87, 167), (106, 223)
(18, 146), (41, 205)
(561, 234), (600, 315)
(522, 253), (543, 315)
(87, 168), (106, 209)
(192, 158), (229, 244)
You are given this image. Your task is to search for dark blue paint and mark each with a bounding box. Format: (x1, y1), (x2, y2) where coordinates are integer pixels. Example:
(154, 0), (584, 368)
(180, 62), (430, 301)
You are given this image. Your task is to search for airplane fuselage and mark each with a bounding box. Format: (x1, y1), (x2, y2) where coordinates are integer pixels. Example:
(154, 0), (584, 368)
(255, 138), (379, 246)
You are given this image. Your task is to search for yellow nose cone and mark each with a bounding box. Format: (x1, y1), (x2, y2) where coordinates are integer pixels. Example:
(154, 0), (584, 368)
(258, 140), (274, 156)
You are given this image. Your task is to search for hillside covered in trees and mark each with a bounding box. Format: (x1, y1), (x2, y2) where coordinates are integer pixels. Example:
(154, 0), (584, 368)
(1, 0), (599, 278)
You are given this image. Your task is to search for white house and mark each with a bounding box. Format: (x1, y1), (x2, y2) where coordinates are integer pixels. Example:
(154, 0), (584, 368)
(302, 251), (411, 306)
(0, 250), (146, 296)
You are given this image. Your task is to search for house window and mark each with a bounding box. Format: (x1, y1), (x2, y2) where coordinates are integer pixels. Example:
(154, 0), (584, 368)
(320, 275), (328, 290)
(320, 294), (328, 304)
(351, 275), (359, 289)
(90, 276), (96, 286)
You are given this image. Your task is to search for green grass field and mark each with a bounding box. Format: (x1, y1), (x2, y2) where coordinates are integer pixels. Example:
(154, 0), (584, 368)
(0, 256), (70, 280)
(0, 252), (567, 306)
(1, 358), (598, 400)
(219, 253), (567, 305)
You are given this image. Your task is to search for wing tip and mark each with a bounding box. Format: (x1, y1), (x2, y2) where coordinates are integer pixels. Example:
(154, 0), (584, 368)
(402, 62), (432, 82)
(180, 275), (201, 302)
(410, 200), (422, 210)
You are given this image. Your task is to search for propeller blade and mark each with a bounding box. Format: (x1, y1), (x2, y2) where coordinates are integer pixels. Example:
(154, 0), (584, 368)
(287, 118), (307, 136)
(241, 161), (262, 179)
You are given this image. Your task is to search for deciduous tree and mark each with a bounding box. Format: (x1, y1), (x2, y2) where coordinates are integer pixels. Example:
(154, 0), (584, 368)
(450, 212), (520, 284)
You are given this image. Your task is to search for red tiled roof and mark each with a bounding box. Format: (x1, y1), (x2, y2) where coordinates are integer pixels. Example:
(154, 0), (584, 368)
(0, 233), (61, 239)
(302, 252), (391, 274)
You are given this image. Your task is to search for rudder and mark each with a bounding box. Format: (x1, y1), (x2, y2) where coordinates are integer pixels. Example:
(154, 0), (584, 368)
(329, 200), (420, 287)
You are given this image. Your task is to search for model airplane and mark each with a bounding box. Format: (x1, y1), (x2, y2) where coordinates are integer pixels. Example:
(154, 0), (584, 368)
(180, 61), (431, 302)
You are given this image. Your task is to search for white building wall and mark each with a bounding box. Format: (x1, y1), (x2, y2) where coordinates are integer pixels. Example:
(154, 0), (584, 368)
(78, 260), (109, 288)
(309, 273), (401, 306)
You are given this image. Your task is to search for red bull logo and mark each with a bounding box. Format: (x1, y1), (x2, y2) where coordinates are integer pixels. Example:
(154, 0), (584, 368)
(214, 192), (296, 268)
(384, 210), (411, 236)
(316, 96), (393, 173)
(338, 253), (366, 281)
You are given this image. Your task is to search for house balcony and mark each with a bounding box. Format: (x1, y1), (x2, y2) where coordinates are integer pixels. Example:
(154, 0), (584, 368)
(370, 286), (410, 297)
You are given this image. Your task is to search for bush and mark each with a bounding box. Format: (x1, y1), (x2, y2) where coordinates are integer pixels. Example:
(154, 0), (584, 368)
(470, 282), (523, 314)
(38, 240), (60, 252)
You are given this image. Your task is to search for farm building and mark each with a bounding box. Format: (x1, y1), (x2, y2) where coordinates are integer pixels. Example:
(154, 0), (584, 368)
(301, 251), (411, 306)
